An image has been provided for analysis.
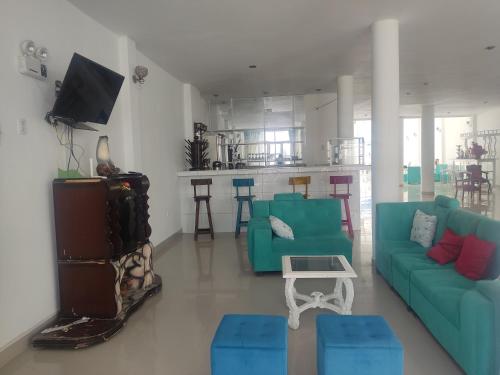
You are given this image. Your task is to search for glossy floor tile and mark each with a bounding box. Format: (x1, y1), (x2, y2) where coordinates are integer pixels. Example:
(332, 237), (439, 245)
(2, 229), (465, 375)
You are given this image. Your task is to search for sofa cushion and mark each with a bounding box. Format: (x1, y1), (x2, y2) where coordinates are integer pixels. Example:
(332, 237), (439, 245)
(272, 234), (352, 261)
(476, 218), (500, 278)
(269, 215), (294, 240)
(269, 199), (341, 238)
(380, 240), (426, 252)
(376, 241), (426, 284)
(446, 209), (483, 237)
(427, 228), (465, 265)
(410, 209), (438, 247)
(455, 235), (496, 280)
(411, 269), (475, 327)
(432, 196), (460, 244)
(393, 252), (453, 280)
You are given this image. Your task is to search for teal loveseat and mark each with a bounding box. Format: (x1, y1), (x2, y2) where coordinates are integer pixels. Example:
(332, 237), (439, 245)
(376, 195), (500, 375)
(247, 199), (352, 272)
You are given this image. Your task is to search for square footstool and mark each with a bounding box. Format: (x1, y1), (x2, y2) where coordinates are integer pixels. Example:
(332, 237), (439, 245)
(316, 315), (403, 375)
(211, 314), (288, 375)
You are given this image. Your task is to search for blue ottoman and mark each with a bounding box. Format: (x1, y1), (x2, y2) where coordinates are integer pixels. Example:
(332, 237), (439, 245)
(316, 315), (403, 375)
(211, 314), (288, 375)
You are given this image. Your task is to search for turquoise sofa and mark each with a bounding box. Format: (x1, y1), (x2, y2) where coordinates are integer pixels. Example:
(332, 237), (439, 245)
(248, 199), (352, 272)
(376, 195), (500, 375)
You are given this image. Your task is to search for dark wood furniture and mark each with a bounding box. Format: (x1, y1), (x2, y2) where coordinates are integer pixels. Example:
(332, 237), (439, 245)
(191, 178), (214, 240)
(330, 175), (354, 238)
(455, 165), (492, 202)
(32, 174), (162, 349)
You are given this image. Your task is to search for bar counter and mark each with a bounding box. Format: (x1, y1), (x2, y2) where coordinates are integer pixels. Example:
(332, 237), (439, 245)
(177, 165), (369, 234)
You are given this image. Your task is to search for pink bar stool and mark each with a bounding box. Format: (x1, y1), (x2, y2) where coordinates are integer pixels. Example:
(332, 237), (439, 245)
(330, 175), (354, 238)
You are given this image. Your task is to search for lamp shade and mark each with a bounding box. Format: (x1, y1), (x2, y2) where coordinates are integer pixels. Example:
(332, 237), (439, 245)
(96, 136), (110, 163)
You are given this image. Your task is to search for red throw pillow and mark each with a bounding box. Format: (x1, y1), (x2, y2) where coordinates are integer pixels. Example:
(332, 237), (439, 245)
(455, 234), (496, 280)
(427, 229), (465, 265)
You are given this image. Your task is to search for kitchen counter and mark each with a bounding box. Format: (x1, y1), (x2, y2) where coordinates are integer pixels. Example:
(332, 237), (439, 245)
(177, 164), (369, 177)
(177, 165), (370, 234)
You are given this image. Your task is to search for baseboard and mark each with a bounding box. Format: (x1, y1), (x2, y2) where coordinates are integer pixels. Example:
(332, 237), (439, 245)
(155, 230), (182, 258)
(0, 313), (56, 369)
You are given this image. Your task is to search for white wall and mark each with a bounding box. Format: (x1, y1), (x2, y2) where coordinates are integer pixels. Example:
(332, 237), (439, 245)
(183, 83), (209, 140)
(477, 108), (500, 185)
(304, 93), (338, 165)
(137, 52), (184, 244)
(0, 0), (188, 354)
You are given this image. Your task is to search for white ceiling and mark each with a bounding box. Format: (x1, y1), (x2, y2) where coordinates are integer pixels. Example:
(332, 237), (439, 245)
(68, 0), (500, 117)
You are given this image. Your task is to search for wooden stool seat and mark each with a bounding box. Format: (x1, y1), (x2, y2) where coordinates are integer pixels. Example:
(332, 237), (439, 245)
(191, 179), (214, 240)
(330, 193), (352, 199)
(289, 176), (311, 199)
(233, 178), (255, 237)
(235, 195), (255, 200)
(330, 175), (354, 238)
(194, 195), (212, 201)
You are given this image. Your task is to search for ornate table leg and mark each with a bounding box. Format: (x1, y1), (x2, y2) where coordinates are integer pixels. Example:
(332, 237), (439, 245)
(285, 278), (300, 329)
(333, 277), (354, 314)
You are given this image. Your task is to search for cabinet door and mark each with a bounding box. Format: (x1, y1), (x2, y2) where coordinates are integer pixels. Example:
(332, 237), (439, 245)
(54, 180), (113, 260)
(58, 262), (117, 318)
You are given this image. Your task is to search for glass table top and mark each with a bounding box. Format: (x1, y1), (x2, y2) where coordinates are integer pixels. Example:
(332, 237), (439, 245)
(290, 256), (345, 272)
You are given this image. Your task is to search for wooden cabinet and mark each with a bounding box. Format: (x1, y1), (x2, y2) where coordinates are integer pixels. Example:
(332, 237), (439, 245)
(53, 174), (151, 261)
(33, 174), (161, 348)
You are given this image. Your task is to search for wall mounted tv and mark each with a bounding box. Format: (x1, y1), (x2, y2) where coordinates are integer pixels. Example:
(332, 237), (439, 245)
(48, 53), (125, 131)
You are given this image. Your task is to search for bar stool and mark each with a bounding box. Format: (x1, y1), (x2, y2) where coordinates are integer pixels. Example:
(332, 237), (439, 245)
(233, 178), (255, 238)
(191, 178), (214, 240)
(289, 176), (311, 199)
(330, 175), (354, 238)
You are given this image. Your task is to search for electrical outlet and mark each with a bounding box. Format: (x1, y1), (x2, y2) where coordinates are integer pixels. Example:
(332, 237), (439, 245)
(17, 118), (27, 135)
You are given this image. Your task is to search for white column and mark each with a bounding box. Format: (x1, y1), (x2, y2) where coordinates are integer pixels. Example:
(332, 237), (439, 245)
(183, 83), (194, 140)
(118, 36), (142, 172)
(399, 117), (405, 187)
(371, 19), (401, 205)
(421, 105), (435, 194)
(337, 75), (354, 139)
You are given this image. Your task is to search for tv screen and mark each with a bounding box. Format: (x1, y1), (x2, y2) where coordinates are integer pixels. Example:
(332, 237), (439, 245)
(51, 53), (125, 125)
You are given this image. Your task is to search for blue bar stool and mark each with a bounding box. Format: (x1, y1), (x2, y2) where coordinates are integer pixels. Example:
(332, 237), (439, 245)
(233, 178), (255, 238)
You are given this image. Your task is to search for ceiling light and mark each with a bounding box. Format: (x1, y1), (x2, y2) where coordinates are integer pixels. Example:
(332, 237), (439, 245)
(248, 65), (257, 69)
(485, 45), (496, 51)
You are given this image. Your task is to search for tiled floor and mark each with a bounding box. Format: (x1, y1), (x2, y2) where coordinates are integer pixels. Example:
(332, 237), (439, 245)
(3, 174), (497, 375)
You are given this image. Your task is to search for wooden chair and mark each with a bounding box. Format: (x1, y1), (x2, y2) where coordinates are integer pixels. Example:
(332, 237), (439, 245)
(454, 171), (481, 202)
(191, 178), (214, 240)
(330, 175), (354, 238)
(233, 178), (255, 238)
(466, 165), (492, 198)
(288, 176), (311, 199)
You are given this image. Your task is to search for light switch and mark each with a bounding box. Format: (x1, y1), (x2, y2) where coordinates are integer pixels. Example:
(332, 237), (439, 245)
(17, 118), (27, 135)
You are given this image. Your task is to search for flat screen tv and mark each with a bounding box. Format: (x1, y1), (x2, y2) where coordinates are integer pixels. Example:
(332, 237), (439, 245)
(50, 53), (124, 128)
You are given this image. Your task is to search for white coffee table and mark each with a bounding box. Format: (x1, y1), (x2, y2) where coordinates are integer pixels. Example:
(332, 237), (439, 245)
(282, 255), (357, 329)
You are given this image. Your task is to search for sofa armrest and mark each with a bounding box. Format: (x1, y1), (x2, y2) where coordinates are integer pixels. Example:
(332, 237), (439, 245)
(376, 201), (435, 242)
(247, 218), (272, 267)
(477, 280), (500, 375)
(459, 281), (500, 375)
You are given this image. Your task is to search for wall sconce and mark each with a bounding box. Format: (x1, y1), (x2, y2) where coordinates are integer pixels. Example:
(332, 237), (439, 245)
(133, 65), (148, 84)
(18, 40), (49, 81)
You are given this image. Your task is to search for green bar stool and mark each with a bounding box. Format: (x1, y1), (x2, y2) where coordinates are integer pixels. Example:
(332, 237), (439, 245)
(233, 178), (255, 238)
